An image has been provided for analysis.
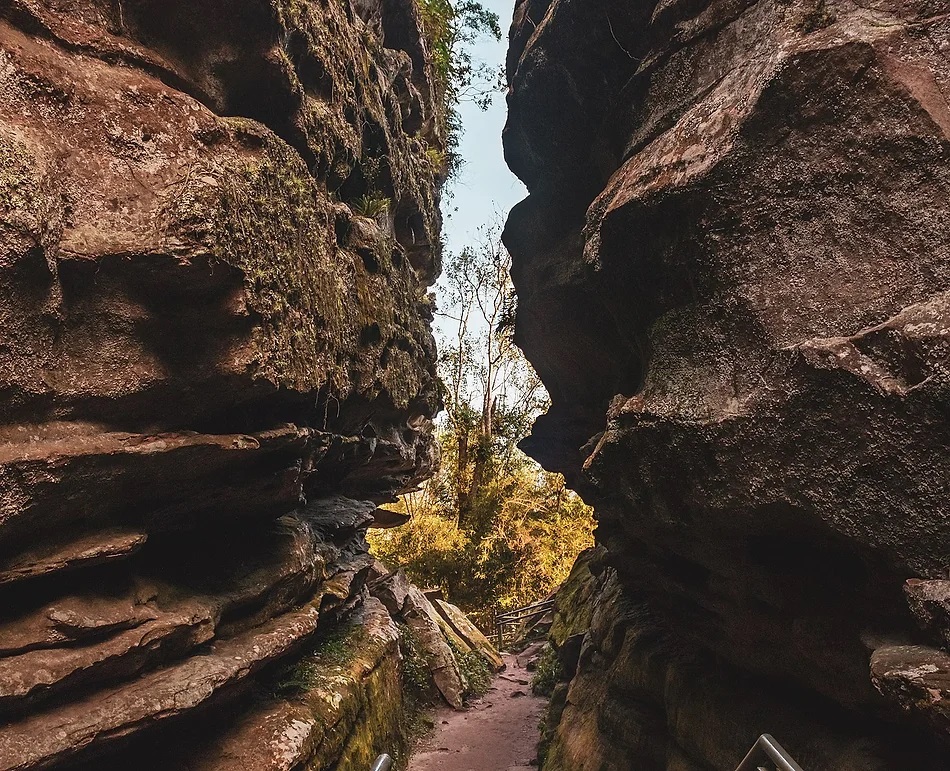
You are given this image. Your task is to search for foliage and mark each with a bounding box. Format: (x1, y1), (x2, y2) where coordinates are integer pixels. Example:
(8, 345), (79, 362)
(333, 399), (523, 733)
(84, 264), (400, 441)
(450, 640), (493, 699)
(369, 224), (596, 629)
(398, 623), (432, 698)
(414, 0), (502, 180)
(394, 623), (437, 768)
(273, 659), (321, 698)
(272, 622), (362, 697)
(531, 644), (561, 697)
(352, 193), (391, 218)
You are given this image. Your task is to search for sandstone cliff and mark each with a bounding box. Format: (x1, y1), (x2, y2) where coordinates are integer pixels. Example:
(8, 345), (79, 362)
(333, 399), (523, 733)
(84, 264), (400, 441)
(0, 1), (472, 768)
(503, 0), (950, 768)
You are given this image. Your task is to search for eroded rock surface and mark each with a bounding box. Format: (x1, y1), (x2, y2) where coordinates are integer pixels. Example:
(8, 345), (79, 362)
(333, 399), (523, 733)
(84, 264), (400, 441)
(0, 0), (451, 768)
(503, 0), (950, 767)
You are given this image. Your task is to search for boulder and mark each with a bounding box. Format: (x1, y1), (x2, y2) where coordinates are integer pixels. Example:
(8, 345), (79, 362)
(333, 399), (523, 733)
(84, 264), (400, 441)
(401, 586), (466, 709)
(434, 599), (505, 672)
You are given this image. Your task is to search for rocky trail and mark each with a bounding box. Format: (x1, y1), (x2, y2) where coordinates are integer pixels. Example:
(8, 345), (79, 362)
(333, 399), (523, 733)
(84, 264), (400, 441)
(409, 653), (546, 771)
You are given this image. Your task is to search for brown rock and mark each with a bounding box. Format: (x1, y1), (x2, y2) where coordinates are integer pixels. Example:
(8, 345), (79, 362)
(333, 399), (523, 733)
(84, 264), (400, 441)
(368, 508), (412, 529)
(434, 599), (505, 672)
(905, 580), (950, 649)
(871, 645), (950, 738)
(0, 604), (215, 715)
(403, 586), (466, 710)
(0, 605), (321, 770)
(368, 565), (413, 617)
(0, 530), (146, 587)
(504, 0), (950, 766)
(0, 591), (157, 657)
(0, 0), (444, 765)
(137, 598), (405, 771)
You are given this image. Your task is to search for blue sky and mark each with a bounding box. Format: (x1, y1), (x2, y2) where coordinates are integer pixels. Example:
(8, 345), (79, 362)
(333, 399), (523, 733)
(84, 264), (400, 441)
(441, 0), (526, 256)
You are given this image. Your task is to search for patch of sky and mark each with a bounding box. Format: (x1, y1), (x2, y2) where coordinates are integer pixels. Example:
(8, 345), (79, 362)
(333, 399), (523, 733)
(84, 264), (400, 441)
(441, 0), (526, 257)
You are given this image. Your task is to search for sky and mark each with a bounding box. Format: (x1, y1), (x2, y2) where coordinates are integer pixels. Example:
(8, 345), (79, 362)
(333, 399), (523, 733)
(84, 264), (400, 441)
(440, 0), (526, 257)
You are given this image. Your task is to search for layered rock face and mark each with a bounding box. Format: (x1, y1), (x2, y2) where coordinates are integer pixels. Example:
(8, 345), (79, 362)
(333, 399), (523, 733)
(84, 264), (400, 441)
(503, 0), (950, 768)
(0, 0), (454, 767)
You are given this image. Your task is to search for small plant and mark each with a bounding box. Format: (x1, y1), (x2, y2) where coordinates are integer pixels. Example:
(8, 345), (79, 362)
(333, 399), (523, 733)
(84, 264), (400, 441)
(273, 659), (321, 697)
(531, 644), (561, 697)
(397, 623), (437, 762)
(398, 623), (432, 697)
(451, 642), (492, 699)
(352, 193), (391, 218)
(271, 623), (360, 698)
(425, 146), (446, 172)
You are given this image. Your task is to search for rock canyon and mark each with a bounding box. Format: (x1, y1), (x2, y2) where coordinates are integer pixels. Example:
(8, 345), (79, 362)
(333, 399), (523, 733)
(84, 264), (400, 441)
(1, 0), (949, 769)
(0, 1), (507, 769)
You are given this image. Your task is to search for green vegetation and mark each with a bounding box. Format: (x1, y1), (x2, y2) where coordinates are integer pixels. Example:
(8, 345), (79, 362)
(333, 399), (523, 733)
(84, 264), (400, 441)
(398, 624), (432, 698)
(353, 193), (391, 218)
(369, 225), (596, 629)
(451, 640), (493, 698)
(273, 621), (364, 697)
(414, 0), (502, 179)
(531, 644), (561, 697)
(395, 624), (437, 766)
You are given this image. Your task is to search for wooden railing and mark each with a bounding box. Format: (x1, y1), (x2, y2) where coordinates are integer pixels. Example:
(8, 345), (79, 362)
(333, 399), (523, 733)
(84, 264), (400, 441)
(494, 598), (555, 649)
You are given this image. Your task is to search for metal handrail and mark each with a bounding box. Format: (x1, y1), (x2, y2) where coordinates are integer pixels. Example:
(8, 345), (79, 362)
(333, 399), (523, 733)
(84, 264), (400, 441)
(735, 735), (804, 771)
(370, 754), (392, 771)
(496, 599), (555, 621)
(495, 598), (556, 648)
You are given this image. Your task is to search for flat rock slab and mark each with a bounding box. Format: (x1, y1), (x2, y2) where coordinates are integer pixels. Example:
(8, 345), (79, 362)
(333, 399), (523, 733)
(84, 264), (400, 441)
(0, 530), (146, 587)
(409, 653), (546, 771)
(0, 606), (321, 771)
(871, 644), (950, 737)
(434, 599), (505, 672)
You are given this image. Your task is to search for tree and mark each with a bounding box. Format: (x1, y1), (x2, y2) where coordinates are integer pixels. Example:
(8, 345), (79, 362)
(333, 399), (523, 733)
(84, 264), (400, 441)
(369, 224), (595, 628)
(438, 225), (545, 531)
(415, 0), (503, 180)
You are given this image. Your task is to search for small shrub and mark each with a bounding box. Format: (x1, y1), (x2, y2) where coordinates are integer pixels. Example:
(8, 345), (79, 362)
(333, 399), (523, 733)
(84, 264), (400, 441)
(398, 623), (432, 697)
(531, 644), (560, 697)
(454, 645), (492, 699)
(273, 659), (321, 697)
(352, 194), (390, 218)
(425, 147), (446, 173)
(271, 623), (360, 697)
(397, 623), (437, 765)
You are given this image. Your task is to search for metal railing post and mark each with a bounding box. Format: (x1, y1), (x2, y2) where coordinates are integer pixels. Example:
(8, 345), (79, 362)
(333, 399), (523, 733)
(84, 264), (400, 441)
(494, 598), (556, 650)
(370, 754), (392, 771)
(734, 735), (804, 771)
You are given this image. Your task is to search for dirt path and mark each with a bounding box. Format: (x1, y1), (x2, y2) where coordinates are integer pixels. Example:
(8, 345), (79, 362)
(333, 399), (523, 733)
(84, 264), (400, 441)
(409, 653), (546, 771)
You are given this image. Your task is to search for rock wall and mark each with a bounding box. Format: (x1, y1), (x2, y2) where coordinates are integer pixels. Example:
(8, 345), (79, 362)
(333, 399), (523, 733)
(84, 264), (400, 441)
(503, 0), (950, 768)
(0, 1), (459, 768)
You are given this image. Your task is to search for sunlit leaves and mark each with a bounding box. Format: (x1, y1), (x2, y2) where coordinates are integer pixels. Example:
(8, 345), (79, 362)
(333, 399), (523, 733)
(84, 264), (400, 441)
(368, 225), (595, 628)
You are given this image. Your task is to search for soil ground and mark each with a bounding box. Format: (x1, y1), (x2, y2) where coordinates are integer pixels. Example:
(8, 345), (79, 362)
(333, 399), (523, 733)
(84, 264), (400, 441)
(408, 653), (547, 771)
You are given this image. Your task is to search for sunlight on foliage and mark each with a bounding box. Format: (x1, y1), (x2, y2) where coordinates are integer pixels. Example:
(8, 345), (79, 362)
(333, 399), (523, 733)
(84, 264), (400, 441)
(369, 224), (596, 630)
